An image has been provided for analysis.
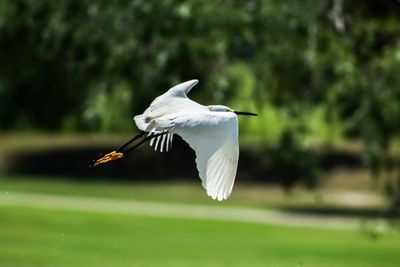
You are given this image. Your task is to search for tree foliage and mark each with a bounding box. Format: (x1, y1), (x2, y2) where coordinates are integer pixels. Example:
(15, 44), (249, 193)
(0, 0), (399, 203)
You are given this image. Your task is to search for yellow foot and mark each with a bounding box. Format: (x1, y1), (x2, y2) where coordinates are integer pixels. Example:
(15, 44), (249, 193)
(93, 151), (124, 166)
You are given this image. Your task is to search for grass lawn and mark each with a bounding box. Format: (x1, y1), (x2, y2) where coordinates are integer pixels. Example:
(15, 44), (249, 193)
(0, 175), (399, 267)
(0, 175), (387, 211)
(0, 204), (399, 267)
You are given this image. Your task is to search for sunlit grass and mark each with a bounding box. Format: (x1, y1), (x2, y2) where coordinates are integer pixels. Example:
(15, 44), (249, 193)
(0, 205), (399, 267)
(0, 175), (398, 266)
(0, 175), (386, 210)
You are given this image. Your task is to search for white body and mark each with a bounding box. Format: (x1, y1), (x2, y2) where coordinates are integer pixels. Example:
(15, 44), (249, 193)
(134, 80), (239, 201)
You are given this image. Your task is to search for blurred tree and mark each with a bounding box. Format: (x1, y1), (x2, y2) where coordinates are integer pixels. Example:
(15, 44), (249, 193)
(328, 1), (400, 208)
(270, 128), (321, 190)
(0, 0), (399, 204)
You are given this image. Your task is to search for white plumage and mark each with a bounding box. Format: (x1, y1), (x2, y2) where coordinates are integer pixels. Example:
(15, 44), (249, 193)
(133, 79), (255, 201)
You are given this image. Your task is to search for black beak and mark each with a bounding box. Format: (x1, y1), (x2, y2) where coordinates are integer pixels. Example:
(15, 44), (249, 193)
(234, 111), (258, 116)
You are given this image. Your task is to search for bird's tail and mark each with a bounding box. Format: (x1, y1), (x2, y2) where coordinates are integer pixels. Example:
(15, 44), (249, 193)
(134, 108), (174, 152)
(134, 114), (150, 132)
(148, 131), (174, 152)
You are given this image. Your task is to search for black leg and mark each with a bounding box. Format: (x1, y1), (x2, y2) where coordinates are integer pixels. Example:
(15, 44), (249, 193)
(123, 131), (168, 156)
(90, 131), (168, 167)
(117, 131), (145, 152)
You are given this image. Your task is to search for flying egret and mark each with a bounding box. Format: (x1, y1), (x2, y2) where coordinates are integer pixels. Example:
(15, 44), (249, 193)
(93, 79), (257, 200)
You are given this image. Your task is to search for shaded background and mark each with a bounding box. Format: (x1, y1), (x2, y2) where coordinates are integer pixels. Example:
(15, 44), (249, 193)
(0, 1), (400, 266)
(1, 0), (399, 201)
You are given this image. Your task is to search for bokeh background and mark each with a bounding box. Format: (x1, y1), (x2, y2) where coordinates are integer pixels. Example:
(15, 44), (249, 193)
(0, 1), (399, 266)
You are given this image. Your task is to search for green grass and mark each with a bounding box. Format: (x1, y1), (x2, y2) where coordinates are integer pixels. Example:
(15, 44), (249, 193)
(0, 174), (387, 210)
(0, 175), (399, 266)
(0, 205), (399, 267)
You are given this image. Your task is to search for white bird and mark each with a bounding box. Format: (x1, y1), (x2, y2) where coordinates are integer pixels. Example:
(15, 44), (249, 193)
(93, 79), (257, 201)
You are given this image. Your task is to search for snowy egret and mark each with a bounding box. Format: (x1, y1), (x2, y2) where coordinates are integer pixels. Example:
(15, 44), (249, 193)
(93, 79), (257, 200)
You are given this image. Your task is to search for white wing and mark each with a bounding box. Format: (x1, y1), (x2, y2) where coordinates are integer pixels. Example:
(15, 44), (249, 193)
(133, 80), (204, 153)
(166, 79), (199, 97)
(174, 112), (239, 201)
(135, 80), (200, 126)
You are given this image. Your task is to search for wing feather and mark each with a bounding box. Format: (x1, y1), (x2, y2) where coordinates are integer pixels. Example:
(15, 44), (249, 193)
(133, 81), (240, 200)
(175, 113), (239, 200)
(133, 80), (202, 154)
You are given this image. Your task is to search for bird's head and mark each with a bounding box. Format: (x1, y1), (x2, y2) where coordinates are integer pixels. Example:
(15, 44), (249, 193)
(207, 105), (257, 116)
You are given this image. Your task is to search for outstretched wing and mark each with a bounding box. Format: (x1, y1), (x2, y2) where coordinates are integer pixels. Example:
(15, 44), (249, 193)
(175, 112), (239, 201)
(134, 80), (204, 153)
(168, 79), (199, 97)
